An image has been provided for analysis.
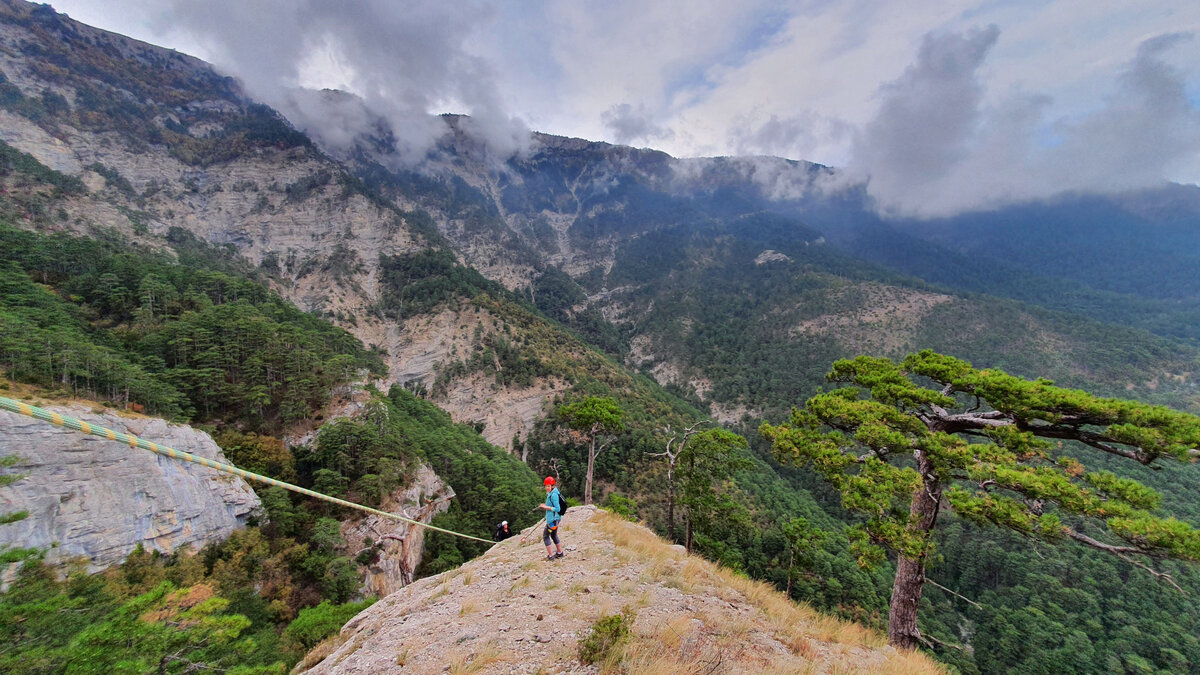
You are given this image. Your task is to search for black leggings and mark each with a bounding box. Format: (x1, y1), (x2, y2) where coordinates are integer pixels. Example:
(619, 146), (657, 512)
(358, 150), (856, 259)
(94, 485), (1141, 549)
(542, 523), (560, 547)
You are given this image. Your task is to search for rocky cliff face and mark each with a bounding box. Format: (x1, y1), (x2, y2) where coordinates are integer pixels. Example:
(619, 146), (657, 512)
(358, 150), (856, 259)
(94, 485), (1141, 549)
(0, 4), (577, 447)
(341, 464), (454, 597)
(297, 506), (939, 674)
(0, 401), (260, 574)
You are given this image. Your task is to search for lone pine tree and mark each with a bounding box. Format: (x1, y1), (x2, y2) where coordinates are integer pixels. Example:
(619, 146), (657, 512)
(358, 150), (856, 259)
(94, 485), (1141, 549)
(558, 396), (625, 505)
(761, 350), (1200, 650)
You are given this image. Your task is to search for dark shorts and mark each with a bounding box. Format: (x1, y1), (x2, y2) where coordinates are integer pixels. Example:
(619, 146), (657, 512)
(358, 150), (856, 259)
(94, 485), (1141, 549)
(542, 522), (560, 546)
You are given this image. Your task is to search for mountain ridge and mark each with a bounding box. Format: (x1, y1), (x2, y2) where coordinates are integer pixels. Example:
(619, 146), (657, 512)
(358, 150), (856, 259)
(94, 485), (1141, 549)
(3, 4), (1200, 672)
(298, 506), (939, 674)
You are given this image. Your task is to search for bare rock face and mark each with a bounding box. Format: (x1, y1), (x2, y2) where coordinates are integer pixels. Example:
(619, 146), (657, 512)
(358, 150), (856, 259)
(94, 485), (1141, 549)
(298, 507), (939, 675)
(0, 402), (260, 573)
(341, 464), (455, 597)
(359, 306), (567, 450)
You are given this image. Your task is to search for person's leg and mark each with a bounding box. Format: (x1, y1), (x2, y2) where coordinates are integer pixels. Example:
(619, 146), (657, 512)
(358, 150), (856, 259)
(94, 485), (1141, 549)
(551, 526), (562, 556)
(543, 525), (554, 558)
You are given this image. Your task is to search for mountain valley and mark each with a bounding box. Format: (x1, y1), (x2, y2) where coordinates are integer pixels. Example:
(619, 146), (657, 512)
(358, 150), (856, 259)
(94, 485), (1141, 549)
(1, 2), (1200, 673)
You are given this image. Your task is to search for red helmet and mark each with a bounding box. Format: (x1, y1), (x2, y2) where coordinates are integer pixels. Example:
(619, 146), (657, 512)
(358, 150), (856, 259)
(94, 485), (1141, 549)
(544, 476), (556, 486)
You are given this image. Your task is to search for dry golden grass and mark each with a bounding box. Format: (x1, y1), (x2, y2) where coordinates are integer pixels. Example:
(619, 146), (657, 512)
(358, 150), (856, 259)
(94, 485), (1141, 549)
(300, 507), (941, 674)
(621, 627), (774, 675)
(291, 632), (349, 673)
(507, 576), (532, 594)
(679, 557), (717, 589)
(590, 511), (943, 674)
(446, 643), (510, 674)
(654, 615), (696, 651)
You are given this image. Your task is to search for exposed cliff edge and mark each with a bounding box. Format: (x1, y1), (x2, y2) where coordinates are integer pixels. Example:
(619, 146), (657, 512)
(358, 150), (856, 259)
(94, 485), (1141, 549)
(342, 463), (455, 597)
(298, 506), (940, 674)
(0, 401), (260, 573)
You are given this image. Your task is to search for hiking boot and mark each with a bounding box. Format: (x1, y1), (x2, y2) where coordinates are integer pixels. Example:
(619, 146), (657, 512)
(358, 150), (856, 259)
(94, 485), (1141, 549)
(545, 555), (556, 561)
(554, 552), (564, 558)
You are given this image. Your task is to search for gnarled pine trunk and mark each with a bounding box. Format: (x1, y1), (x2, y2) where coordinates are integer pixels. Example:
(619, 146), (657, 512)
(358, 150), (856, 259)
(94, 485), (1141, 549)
(888, 451), (941, 650)
(666, 478), (675, 543)
(584, 437), (596, 505)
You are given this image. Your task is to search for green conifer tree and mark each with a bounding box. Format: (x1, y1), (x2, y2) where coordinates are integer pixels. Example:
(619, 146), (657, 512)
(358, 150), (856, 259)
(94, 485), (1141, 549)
(558, 396), (625, 505)
(761, 350), (1200, 650)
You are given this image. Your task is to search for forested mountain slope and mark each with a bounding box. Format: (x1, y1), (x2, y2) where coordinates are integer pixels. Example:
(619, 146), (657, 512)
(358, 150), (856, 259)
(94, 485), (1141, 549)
(3, 2), (1200, 673)
(0, 0), (580, 450)
(335, 118), (1200, 421)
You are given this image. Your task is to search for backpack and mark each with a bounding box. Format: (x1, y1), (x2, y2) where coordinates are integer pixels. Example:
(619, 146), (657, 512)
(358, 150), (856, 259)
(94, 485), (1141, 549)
(552, 490), (567, 518)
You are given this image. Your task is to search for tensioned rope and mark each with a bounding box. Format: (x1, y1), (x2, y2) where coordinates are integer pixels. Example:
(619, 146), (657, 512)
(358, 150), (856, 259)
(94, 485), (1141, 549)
(0, 396), (493, 544)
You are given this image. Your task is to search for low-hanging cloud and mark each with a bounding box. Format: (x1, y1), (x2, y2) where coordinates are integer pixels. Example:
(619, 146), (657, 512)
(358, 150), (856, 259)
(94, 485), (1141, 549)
(849, 27), (1200, 218)
(730, 111), (854, 167)
(601, 103), (675, 145)
(147, 0), (530, 164)
(63, 1), (1200, 215)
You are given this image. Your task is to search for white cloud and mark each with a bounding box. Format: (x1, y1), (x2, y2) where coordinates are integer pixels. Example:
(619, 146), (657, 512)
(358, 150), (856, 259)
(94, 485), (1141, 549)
(601, 103), (675, 145)
(46, 0), (1200, 215)
(852, 28), (1200, 217)
(54, 0), (530, 162)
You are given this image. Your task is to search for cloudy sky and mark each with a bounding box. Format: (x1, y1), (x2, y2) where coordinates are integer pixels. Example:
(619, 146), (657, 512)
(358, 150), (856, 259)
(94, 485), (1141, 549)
(49, 1), (1200, 217)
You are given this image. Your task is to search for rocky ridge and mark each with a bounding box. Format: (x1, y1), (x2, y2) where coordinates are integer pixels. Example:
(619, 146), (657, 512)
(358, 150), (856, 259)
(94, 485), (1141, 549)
(298, 506), (940, 674)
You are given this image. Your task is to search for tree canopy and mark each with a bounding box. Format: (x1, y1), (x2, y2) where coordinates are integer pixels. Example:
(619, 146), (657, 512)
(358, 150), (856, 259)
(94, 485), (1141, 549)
(761, 350), (1200, 650)
(676, 427), (751, 552)
(558, 396), (626, 504)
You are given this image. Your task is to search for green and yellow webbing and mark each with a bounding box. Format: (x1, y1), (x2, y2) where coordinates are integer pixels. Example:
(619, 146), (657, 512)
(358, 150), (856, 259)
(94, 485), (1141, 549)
(0, 396), (492, 544)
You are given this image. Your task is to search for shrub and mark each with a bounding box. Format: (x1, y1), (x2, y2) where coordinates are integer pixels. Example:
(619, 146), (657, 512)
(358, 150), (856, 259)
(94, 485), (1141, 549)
(283, 598), (375, 649)
(578, 608), (634, 665)
(0, 510), (29, 524)
(214, 430), (296, 481)
(601, 493), (637, 521)
(321, 557), (359, 604)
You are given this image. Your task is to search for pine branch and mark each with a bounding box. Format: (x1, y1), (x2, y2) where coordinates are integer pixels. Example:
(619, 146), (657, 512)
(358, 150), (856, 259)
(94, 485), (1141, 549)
(926, 579), (983, 609)
(916, 628), (968, 653)
(1064, 527), (1184, 592)
(1023, 423), (1148, 463)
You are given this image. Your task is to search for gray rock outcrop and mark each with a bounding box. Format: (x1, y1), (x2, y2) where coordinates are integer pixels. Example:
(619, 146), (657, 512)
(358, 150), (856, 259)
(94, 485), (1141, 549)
(341, 463), (454, 597)
(0, 402), (260, 573)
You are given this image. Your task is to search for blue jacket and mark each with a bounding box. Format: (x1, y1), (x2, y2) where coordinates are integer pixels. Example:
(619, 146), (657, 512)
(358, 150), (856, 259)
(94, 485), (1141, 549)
(545, 488), (563, 526)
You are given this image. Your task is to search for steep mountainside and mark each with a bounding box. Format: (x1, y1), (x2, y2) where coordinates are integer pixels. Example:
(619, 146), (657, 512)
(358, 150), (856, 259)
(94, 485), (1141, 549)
(337, 120), (1200, 420)
(0, 0), (602, 448)
(5, 0), (1194, 433)
(5, 5), (1200, 673)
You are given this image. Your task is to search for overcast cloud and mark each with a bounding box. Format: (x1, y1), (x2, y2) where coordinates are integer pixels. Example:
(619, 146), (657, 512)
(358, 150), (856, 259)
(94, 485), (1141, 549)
(48, 0), (1200, 217)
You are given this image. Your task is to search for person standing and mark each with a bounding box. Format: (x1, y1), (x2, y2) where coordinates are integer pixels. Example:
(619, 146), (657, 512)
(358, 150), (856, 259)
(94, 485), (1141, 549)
(523, 476), (564, 560)
(493, 520), (512, 541)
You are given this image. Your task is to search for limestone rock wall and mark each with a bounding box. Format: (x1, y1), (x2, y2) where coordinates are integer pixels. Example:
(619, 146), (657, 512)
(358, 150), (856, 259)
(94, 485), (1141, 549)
(0, 402), (260, 573)
(341, 464), (454, 597)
